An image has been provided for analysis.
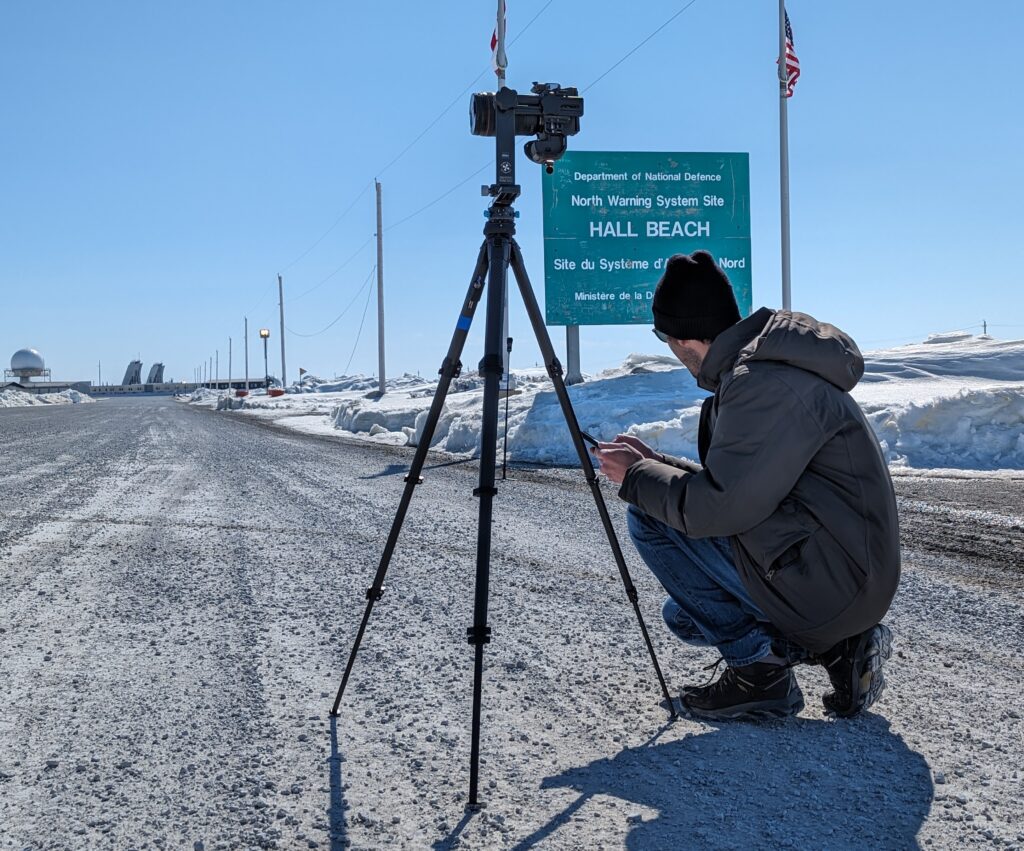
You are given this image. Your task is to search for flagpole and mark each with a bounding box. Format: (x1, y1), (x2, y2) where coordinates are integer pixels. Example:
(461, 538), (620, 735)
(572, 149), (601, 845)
(494, 0), (513, 388)
(778, 0), (792, 311)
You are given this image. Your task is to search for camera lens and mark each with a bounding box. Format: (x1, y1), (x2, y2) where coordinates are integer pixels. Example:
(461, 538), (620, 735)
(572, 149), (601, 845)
(469, 93), (496, 137)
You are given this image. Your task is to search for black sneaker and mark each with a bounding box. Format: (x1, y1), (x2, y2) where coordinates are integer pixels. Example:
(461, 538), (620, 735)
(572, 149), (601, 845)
(681, 660), (805, 721)
(819, 623), (893, 718)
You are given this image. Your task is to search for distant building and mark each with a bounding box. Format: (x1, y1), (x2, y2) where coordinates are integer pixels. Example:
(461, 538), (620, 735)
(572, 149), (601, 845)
(122, 360), (143, 385)
(3, 348), (90, 395)
(2, 347), (268, 399)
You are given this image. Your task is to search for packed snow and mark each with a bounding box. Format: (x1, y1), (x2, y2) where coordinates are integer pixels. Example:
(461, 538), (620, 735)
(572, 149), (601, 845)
(0, 388), (95, 408)
(187, 333), (1024, 472)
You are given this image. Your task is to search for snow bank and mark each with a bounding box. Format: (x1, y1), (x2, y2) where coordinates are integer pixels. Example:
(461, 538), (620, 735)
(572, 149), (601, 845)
(864, 386), (1024, 470)
(293, 372), (429, 394)
(0, 388), (95, 408)
(198, 332), (1024, 472)
(861, 334), (1024, 383)
(190, 388), (232, 403)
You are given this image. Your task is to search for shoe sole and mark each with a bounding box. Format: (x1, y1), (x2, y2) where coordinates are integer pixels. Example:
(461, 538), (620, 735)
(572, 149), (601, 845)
(682, 687), (805, 722)
(826, 623), (893, 718)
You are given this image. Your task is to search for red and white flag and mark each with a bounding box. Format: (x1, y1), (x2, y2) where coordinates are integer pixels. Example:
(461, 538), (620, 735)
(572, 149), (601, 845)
(491, 0), (507, 78)
(781, 9), (801, 97)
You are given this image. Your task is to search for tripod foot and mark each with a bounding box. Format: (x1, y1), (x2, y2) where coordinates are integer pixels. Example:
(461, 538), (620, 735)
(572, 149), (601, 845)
(465, 800), (486, 813)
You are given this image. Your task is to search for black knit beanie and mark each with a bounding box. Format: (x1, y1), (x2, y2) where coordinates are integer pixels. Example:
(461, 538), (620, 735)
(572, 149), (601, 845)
(651, 251), (741, 341)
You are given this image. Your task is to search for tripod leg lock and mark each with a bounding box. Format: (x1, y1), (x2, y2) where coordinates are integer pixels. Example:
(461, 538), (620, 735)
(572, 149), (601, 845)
(473, 486), (498, 498)
(365, 585), (385, 602)
(404, 474), (425, 484)
(439, 357), (463, 379)
(625, 587), (639, 604)
(547, 357), (564, 379)
(478, 353), (504, 376)
(466, 625), (492, 645)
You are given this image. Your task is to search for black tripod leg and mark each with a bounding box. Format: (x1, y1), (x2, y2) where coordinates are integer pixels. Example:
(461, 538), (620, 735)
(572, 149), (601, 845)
(330, 244), (490, 717)
(465, 232), (511, 809)
(507, 241), (676, 718)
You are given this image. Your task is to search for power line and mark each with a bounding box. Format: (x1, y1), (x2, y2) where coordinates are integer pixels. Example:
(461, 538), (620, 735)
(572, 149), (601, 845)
(375, 0), (557, 180)
(385, 162), (491, 232)
(272, 1), (557, 274)
(381, 2), (705, 234)
(583, 0), (703, 93)
(376, 79), (491, 182)
(277, 181), (375, 276)
(342, 271), (378, 375)
(290, 235), (375, 303)
(286, 265), (377, 338)
(248, 276), (280, 315)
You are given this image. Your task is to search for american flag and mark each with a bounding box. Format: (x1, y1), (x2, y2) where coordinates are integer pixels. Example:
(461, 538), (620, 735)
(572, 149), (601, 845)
(782, 9), (801, 97)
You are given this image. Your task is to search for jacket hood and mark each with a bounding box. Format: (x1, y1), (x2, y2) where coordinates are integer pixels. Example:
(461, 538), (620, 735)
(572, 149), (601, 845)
(698, 307), (865, 392)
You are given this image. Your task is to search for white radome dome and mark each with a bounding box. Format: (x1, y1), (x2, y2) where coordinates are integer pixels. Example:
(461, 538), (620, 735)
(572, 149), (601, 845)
(11, 348), (46, 374)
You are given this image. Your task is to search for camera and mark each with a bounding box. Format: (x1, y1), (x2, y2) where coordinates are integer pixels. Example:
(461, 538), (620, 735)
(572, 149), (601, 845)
(470, 82), (584, 169)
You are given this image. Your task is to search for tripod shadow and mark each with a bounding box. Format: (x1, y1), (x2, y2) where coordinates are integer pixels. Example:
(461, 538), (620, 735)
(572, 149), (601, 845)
(326, 716), (349, 850)
(359, 457), (473, 480)
(431, 808), (478, 851)
(512, 714), (932, 850)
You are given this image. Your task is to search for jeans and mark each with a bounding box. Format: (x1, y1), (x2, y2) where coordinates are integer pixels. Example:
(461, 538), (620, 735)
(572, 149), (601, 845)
(626, 505), (808, 667)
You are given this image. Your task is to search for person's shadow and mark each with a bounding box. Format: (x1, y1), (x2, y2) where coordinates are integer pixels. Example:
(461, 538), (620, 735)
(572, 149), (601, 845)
(511, 714), (933, 850)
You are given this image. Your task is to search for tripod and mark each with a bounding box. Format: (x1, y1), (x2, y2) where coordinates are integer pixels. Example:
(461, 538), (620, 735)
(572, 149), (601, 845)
(330, 88), (674, 811)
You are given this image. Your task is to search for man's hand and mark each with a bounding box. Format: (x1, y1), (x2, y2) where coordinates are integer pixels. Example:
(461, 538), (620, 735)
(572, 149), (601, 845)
(611, 434), (662, 461)
(591, 441), (645, 485)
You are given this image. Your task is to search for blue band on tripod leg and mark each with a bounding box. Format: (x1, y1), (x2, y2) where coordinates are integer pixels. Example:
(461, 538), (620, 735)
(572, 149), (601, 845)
(457, 315), (472, 331)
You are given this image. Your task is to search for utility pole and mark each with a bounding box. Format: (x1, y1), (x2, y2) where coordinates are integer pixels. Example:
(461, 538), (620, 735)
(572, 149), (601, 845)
(376, 180), (386, 395)
(244, 316), (250, 391)
(209, 356), (212, 388)
(215, 349), (219, 389)
(98, 361), (101, 387)
(983, 320), (988, 335)
(228, 337), (232, 392)
(278, 274), (287, 388)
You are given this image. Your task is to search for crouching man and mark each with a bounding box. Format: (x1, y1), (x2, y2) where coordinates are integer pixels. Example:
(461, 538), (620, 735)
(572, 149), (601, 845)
(593, 251), (900, 721)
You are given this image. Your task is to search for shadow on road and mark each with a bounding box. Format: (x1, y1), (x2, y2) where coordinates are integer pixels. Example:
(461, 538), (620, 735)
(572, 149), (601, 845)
(512, 714), (933, 850)
(327, 715), (349, 850)
(359, 457), (473, 480)
(431, 808), (478, 851)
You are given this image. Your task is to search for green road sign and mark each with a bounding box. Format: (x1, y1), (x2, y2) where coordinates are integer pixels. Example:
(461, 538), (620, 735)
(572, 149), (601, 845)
(541, 151), (752, 326)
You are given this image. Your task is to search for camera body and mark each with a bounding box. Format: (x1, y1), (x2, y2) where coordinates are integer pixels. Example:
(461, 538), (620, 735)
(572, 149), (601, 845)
(470, 82), (584, 169)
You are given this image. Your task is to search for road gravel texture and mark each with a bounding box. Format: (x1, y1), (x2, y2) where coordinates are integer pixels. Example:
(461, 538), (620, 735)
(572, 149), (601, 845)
(1, 397), (1022, 850)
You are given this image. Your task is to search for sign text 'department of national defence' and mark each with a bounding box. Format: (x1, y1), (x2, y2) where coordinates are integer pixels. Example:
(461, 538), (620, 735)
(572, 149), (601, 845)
(541, 151), (752, 326)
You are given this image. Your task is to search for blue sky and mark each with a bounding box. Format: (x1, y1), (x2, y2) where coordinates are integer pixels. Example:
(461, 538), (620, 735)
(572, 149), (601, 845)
(2, 1), (1022, 384)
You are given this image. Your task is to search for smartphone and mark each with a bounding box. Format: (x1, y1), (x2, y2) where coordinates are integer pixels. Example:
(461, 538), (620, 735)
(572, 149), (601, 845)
(579, 430), (600, 448)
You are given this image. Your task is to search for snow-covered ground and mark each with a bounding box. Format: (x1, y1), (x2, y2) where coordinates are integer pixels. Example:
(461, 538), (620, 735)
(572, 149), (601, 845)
(188, 332), (1024, 472)
(0, 388), (95, 408)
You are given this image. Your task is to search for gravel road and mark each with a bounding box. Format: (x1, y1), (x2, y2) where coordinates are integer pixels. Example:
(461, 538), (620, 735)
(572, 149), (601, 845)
(2, 397), (1022, 850)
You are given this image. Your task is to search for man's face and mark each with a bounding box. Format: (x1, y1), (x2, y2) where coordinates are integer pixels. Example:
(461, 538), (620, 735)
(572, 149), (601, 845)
(667, 338), (711, 378)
